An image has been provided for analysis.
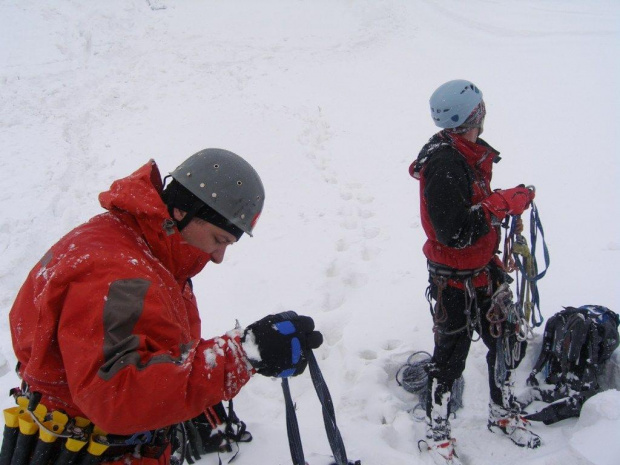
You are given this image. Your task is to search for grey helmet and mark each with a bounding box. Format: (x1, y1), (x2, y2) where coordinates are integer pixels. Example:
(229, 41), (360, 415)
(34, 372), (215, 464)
(429, 80), (483, 129)
(170, 148), (265, 236)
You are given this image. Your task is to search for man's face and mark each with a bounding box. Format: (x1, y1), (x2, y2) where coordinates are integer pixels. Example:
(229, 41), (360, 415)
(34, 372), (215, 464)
(174, 209), (237, 264)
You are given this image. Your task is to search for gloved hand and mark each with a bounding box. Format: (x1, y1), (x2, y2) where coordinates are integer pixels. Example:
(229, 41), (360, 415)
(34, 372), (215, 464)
(482, 185), (535, 219)
(241, 311), (323, 378)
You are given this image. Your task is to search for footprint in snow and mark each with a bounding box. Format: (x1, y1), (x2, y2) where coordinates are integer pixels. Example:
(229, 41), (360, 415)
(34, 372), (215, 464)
(335, 238), (348, 252)
(359, 349), (378, 360)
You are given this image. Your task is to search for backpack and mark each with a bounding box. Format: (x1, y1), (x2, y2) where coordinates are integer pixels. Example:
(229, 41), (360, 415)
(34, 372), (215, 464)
(524, 305), (619, 424)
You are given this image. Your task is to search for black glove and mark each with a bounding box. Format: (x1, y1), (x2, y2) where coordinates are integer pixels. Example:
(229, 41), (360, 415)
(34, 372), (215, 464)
(242, 311), (323, 377)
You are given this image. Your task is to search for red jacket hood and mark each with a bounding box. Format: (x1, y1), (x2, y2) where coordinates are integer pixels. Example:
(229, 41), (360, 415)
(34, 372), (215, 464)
(98, 160), (210, 282)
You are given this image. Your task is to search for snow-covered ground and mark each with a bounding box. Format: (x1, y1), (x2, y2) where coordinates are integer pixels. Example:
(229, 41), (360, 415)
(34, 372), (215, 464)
(1, 1), (619, 464)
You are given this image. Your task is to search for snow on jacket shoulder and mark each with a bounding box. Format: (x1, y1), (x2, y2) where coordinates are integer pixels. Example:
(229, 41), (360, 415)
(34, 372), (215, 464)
(9, 160), (253, 435)
(410, 132), (501, 271)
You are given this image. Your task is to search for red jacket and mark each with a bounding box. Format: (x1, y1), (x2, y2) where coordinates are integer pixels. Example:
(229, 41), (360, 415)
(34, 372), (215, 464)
(410, 132), (502, 284)
(9, 161), (253, 435)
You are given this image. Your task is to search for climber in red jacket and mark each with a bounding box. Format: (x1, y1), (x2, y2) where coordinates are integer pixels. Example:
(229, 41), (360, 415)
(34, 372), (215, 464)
(410, 81), (540, 464)
(9, 148), (322, 465)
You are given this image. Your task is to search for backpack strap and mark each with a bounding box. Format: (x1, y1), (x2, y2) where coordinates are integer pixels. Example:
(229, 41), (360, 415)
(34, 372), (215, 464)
(564, 312), (589, 365)
(527, 312), (563, 385)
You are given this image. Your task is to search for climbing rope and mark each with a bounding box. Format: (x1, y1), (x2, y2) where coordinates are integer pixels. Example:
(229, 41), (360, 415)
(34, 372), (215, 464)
(502, 196), (550, 330)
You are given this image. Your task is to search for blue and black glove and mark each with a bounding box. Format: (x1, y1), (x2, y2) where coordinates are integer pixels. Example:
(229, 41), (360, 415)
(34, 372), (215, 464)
(242, 311), (323, 378)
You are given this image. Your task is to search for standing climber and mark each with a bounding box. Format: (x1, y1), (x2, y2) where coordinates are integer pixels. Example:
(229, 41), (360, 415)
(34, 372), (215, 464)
(409, 80), (540, 464)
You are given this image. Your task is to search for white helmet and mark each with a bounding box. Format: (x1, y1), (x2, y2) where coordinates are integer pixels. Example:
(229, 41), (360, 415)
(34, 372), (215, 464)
(429, 80), (483, 129)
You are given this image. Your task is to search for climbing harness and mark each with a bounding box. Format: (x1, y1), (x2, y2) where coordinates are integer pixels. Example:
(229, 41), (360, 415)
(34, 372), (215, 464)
(426, 262), (487, 341)
(0, 387), (116, 465)
(0, 383), (250, 465)
(0, 385), (175, 465)
(281, 350), (360, 465)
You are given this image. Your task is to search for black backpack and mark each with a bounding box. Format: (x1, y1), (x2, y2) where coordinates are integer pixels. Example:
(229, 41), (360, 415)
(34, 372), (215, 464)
(525, 305), (619, 424)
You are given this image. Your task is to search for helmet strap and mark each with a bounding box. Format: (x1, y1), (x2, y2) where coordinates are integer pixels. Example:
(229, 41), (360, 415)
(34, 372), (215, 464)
(174, 201), (204, 232)
(162, 178), (244, 239)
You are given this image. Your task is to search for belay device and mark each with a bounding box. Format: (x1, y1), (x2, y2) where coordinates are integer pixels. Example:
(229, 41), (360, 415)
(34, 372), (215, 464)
(281, 350), (360, 465)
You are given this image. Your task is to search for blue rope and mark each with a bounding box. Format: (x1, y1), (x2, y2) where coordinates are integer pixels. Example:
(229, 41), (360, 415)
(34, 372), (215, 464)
(511, 202), (550, 327)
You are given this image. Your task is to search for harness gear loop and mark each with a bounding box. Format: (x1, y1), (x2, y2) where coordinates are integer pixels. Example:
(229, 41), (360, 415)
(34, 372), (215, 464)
(428, 275), (448, 325)
(463, 278), (482, 342)
(3, 386), (181, 465)
(486, 284), (510, 339)
(427, 262), (485, 341)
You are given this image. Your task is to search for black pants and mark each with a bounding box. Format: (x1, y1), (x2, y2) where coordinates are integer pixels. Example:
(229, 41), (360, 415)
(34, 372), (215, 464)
(426, 276), (527, 415)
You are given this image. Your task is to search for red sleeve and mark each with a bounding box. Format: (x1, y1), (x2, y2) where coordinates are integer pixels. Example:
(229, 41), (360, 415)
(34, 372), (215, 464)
(58, 273), (253, 435)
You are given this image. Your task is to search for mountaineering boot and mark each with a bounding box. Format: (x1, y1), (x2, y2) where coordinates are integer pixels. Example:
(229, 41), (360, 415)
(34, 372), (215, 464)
(500, 370), (528, 411)
(488, 402), (541, 449)
(424, 437), (463, 465)
(422, 378), (463, 464)
(423, 419), (463, 465)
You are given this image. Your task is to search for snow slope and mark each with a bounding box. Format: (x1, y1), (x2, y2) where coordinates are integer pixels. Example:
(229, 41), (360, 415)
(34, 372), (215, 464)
(1, 1), (619, 464)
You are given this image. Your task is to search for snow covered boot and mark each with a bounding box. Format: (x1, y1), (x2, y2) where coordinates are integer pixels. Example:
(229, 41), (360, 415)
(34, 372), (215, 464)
(488, 402), (541, 449)
(421, 379), (463, 464)
(500, 369), (528, 411)
(422, 436), (463, 465)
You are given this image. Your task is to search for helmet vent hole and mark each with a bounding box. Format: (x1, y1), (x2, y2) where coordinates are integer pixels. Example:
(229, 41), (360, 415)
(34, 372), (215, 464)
(213, 164), (220, 169)
(237, 181), (243, 186)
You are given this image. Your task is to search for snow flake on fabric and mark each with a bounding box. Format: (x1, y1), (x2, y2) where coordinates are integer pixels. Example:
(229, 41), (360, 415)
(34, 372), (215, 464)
(203, 348), (219, 368)
(240, 329), (261, 362)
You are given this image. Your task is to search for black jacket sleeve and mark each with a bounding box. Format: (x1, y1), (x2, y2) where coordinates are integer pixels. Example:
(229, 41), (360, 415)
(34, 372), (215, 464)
(423, 149), (489, 249)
